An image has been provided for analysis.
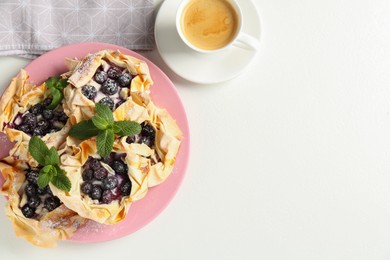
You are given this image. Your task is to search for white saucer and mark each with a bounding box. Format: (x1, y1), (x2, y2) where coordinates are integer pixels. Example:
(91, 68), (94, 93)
(154, 0), (261, 84)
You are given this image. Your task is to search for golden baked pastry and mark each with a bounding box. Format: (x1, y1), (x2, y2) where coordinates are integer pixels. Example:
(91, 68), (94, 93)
(124, 95), (183, 187)
(0, 162), (85, 248)
(48, 49), (183, 224)
(0, 70), (71, 169)
(63, 49), (182, 186)
(54, 97), (182, 224)
(63, 49), (153, 124)
(51, 138), (142, 224)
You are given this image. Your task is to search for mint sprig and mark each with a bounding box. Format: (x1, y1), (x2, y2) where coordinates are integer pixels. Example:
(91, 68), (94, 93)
(45, 76), (68, 109)
(69, 120), (100, 139)
(28, 136), (71, 192)
(69, 103), (142, 157)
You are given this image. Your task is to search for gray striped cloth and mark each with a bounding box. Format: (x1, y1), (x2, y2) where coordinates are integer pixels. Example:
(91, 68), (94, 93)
(0, 0), (155, 58)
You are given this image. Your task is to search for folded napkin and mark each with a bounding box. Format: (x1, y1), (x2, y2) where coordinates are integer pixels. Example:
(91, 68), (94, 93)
(0, 0), (155, 58)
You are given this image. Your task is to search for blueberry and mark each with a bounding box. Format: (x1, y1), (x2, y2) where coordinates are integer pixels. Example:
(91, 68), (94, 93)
(102, 176), (118, 190)
(58, 112), (68, 123)
(90, 185), (103, 200)
(89, 158), (101, 171)
(101, 190), (113, 204)
(47, 186), (53, 196)
(28, 196), (41, 208)
(23, 113), (37, 128)
(140, 135), (154, 148)
(37, 186), (48, 195)
(117, 73), (132, 88)
(16, 124), (31, 133)
(37, 119), (49, 130)
(94, 167), (108, 180)
(30, 103), (44, 114)
(140, 124), (155, 148)
(26, 170), (39, 184)
(94, 70), (107, 84)
(42, 109), (54, 120)
(98, 97), (114, 110)
(102, 154), (114, 166)
(81, 182), (93, 195)
(121, 171), (131, 182)
(21, 204), (35, 218)
(43, 98), (52, 107)
(112, 160), (127, 175)
(141, 123), (156, 138)
(126, 135), (136, 144)
(107, 67), (121, 79)
(120, 181), (132, 196)
(44, 196), (61, 211)
(25, 183), (37, 197)
(32, 127), (45, 136)
(82, 169), (94, 181)
(82, 85), (97, 100)
(101, 78), (119, 96)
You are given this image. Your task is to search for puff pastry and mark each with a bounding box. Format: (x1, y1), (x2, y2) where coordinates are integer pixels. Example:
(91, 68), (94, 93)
(0, 70), (71, 169)
(55, 96), (182, 224)
(0, 162), (85, 248)
(64, 49), (183, 187)
(63, 49), (153, 124)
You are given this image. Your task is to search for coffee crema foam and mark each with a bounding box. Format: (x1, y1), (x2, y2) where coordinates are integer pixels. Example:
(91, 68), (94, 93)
(181, 0), (239, 50)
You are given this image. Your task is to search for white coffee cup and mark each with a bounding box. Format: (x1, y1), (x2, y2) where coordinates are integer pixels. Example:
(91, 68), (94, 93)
(176, 0), (260, 53)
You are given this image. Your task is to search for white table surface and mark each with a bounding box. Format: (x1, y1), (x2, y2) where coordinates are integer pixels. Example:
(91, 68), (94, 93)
(2, 0), (390, 259)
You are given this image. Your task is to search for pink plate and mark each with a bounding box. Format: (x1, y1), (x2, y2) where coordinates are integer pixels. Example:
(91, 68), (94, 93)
(0, 42), (190, 243)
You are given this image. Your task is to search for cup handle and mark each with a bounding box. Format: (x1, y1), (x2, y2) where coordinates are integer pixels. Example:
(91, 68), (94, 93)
(233, 33), (260, 51)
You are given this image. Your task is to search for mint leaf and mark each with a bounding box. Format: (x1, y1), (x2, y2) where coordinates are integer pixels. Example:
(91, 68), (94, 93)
(46, 76), (68, 90)
(95, 103), (114, 125)
(44, 147), (60, 165)
(46, 77), (68, 109)
(45, 77), (57, 88)
(53, 164), (63, 177)
(51, 169), (71, 192)
(40, 165), (53, 175)
(28, 136), (71, 192)
(92, 115), (109, 130)
(47, 87), (63, 109)
(69, 120), (101, 140)
(28, 136), (51, 166)
(37, 166), (53, 189)
(96, 129), (114, 157)
(113, 121), (141, 136)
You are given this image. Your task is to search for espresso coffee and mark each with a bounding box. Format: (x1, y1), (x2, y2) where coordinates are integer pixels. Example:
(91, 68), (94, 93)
(180, 0), (239, 51)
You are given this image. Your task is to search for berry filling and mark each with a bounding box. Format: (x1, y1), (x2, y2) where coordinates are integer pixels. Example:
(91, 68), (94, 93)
(20, 168), (61, 219)
(126, 122), (162, 165)
(80, 154), (132, 204)
(80, 61), (134, 111)
(12, 98), (69, 137)
(126, 122), (156, 148)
